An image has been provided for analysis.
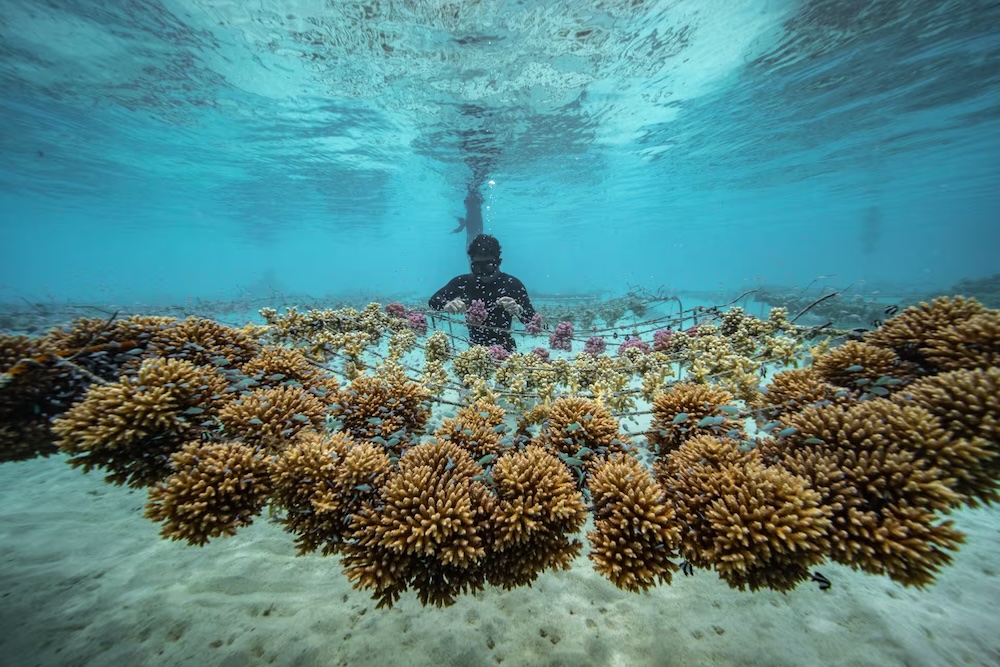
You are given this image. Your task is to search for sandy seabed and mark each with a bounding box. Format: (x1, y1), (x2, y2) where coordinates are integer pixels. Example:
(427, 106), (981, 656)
(1, 453), (999, 667)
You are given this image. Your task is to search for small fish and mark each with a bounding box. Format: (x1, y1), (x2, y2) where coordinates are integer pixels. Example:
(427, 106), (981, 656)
(367, 417), (383, 425)
(671, 413), (689, 425)
(803, 437), (825, 445)
(760, 421), (782, 433)
(560, 455), (584, 467)
(811, 571), (832, 591)
(248, 417), (263, 425)
(291, 414), (310, 422)
(718, 405), (741, 416)
(574, 447), (593, 458)
(697, 416), (725, 428)
(884, 305), (899, 316)
(874, 376), (902, 387)
(479, 411), (491, 418)
(210, 356), (231, 366)
(478, 454), (496, 466)
(844, 364), (865, 373)
(868, 386), (890, 397)
(492, 424), (507, 433)
(462, 428), (475, 435)
(566, 422), (581, 432)
(354, 484), (373, 492)
(267, 373), (286, 381)
(445, 456), (455, 471)
(183, 407), (205, 415)
(725, 429), (742, 439)
(776, 427), (798, 438)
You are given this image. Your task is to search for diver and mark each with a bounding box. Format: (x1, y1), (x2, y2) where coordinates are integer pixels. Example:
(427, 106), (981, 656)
(428, 233), (537, 352)
(452, 186), (484, 249)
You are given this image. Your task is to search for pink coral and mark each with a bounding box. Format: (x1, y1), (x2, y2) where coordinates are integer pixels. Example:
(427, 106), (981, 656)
(525, 313), (543, 335)
(467, 299), (488, 327)
(549, 321), (574, 352)
(406, 311), (428, 336)
(653, 329), (673, 352)
(583, 336), (607, 356)
(489, 345), (511, 361)
(386, 302), (406, 318)
(531, 347), (550, 361)
(617, 336), (650, 356)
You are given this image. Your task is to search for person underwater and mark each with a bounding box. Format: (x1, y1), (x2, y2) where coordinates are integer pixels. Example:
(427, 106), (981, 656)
(428, 233), (536, 352)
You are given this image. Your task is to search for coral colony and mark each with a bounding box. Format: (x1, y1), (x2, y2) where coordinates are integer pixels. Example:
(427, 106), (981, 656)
(0, 295), (998, 608)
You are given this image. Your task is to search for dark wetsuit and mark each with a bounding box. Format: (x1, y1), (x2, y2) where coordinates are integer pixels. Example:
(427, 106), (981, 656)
(429, 272), (537, 351)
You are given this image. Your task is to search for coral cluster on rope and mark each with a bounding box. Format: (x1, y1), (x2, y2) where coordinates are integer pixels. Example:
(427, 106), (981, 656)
(0, 296), (996, 607)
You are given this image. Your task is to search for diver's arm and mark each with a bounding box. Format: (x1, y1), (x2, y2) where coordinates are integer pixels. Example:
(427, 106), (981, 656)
(508, 277), (536, 323)
(429, 276), (466, 310)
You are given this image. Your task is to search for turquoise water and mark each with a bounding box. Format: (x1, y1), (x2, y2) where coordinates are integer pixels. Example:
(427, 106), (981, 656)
(2, 0), (998, 305)
(2, 4), (1000, 666)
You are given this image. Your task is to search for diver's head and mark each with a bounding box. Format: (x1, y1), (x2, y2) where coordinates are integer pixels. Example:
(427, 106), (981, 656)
(468, 234), (502, 282)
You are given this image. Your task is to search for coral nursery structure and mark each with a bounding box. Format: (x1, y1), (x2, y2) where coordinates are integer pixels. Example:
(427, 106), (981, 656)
(0, 295), (998, 608)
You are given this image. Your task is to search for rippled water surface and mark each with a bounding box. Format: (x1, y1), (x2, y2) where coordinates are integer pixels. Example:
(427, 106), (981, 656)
(1, 0), (998, 301)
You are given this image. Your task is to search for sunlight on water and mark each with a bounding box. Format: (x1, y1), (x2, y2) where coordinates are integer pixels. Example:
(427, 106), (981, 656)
(0, 0), (998, 301)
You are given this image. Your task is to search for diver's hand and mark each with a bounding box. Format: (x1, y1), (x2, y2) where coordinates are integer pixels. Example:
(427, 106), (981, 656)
(443, 298), (467, 314)
(497, 297), (523, 316)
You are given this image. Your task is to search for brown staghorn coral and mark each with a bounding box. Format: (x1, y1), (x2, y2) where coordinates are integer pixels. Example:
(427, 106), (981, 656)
(534, 396), (625, 463)
(485, 444), (588, 589)
(340, 440), (494, 608)
(865, 296), (987, 367)
(698, 456), (831, 592)
(648, 383), (743, 457)
(896, 367), (1000, 505)
(46, 315), (177, 351)
(753, 367), (851, 421)
(270, 431), (391, 555)
(659, 435), (831, 592)
(144, 316), (261, 370)
(217, 385), (326, 452)
(920, 310), (1000, 372)
(1, 334), (65, 461)
(587, 454), (680, 592)
(52, 357), (231, 487)
(45, 314), (177, 377)
(240, 344), (339, 401)
(812, 341), (904, 388)
(656, 434), (753, 569)
(145, 441), (273, 546)
(435, 399), (509, 460)
(329, 371), (431, 453)
(759, 401), (967, 587)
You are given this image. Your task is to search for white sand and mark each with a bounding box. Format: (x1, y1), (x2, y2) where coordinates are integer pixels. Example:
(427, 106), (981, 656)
(1, 454), (998, 667)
